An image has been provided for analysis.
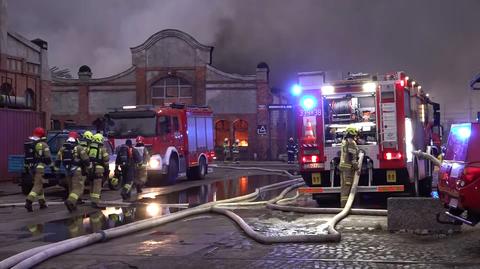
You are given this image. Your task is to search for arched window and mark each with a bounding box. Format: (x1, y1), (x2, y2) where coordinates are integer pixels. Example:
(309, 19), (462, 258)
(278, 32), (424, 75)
(215, 120), (230, 146)
(151, 76), (192, 103)
(233, 119), (249, 147)
(25, 88), (35, 108)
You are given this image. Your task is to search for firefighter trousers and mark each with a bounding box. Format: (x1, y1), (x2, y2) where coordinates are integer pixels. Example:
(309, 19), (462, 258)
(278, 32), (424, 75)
(89, 165), (105, 204)
(340, 169), (354, 208)
(134, 164), (148, 188)
(89, 211), (104, 232)
(121, 165), (135, 196)
(232, 153), (240, 163)
(27, 164), (46, 203)
(287, 153), (295, 163)
(67, 168), (85, 204)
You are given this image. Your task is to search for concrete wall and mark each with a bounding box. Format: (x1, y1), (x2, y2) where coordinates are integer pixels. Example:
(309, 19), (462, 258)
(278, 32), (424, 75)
(206, 89), (257, 114)
(89, 90), (136, 114)
(51, 91), (79, 115)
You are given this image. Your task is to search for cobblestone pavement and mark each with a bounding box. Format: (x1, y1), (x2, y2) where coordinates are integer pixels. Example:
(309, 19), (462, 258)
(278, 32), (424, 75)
(34, 208), (480, 269)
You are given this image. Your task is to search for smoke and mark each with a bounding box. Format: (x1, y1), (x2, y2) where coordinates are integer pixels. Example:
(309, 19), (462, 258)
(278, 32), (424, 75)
(7, 0), (480, 119)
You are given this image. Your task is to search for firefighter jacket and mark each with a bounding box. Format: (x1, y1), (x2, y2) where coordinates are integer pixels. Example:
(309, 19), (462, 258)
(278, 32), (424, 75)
(57, 143), (90, 170)
(134, 145), (150, 165)
(34, 138), (52, 166)
(287, 141), (298, 154)
(232, 143), (240, 154)
(116, 145), (141, 167)
(88, 143), (110, 167)
(223, 142), (230, 154)
(339, 138), (359, 171)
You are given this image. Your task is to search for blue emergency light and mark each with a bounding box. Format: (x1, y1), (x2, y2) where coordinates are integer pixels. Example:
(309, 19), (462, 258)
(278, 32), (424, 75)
(452, 123), (472, 140)
(300, 95), (317, 110)
(291, 84), (302, 96)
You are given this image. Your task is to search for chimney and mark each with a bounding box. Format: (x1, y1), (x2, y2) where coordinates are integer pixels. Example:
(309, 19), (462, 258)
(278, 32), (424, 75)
(0, 0), (7, 55)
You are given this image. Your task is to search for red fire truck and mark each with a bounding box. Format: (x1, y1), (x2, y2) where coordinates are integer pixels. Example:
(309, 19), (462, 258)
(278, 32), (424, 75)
(292, 71), (442, 203)
(106, 104), (215, 185)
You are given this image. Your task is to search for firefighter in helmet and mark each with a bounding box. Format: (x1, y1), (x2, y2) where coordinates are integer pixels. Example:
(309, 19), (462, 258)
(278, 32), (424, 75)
(286, 137), (298, 164)
(116, 139), (141, 200)
(57, 131), (90, 212)
(232, 139), (240, 164)
(134, 136), (150, 193)
(87, 133), (110, 207)
(24, 127), (54, 212)
(80, 130), (93, 148)
(223, 138), (230, 163)
(339, 126), (360, 208)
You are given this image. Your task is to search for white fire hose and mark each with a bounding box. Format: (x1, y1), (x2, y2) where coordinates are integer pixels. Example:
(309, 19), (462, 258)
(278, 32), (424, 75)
(3, 156), (386, 269)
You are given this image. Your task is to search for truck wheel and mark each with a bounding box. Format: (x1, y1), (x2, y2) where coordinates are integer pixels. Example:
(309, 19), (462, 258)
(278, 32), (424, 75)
(187, 157), (207, 180)
(21, 182), (33, 195)
(166, 158), (179, 185)
(419, 176), (433, 197)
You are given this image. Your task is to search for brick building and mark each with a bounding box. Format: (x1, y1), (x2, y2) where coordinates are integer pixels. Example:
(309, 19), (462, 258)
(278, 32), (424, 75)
(0, 0), (51, 180)
(51, 29), (289, 160)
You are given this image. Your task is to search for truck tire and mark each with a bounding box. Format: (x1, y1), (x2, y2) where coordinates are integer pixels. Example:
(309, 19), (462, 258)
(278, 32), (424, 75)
(187, 157), (207, 180)
(166, 158), (179, 185)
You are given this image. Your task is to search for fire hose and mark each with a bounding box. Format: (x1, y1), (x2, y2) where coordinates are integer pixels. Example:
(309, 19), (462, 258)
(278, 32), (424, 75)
(3, 154), (386, 269)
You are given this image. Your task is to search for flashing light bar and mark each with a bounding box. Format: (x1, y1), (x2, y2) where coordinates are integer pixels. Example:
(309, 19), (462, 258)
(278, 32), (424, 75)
(291, 84), (303, 96)
(321, 85), (335, 95)
(362, 82), (377, 93)
(300, 95), (317, 110)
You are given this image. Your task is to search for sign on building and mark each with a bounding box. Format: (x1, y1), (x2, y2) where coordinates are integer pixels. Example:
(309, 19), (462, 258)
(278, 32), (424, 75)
(257, 125), (267, 136)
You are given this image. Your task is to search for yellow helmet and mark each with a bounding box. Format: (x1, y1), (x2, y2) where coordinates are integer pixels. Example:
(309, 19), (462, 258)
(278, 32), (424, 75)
(345, 126), (358, 136)
(92, 133), (104, 143)
(83, 131), (93, 141)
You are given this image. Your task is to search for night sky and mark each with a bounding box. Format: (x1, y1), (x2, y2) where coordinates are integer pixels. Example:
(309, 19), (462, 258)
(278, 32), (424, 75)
(6, 0), (480, 122)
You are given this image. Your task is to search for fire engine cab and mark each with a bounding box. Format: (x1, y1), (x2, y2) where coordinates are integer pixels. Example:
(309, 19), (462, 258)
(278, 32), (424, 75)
(292, 71), (442, 202)
(106, 104), (215, 185)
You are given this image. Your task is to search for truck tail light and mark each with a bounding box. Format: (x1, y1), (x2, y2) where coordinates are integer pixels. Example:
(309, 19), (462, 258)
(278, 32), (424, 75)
(302, 155), (319, 163)
(458, 166), (480, 187)
(384, 152), (402, 160)
(209, 151), (216, 160)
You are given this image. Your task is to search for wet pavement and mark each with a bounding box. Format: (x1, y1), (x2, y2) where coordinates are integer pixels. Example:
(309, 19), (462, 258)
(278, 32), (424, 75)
(6, 174), (289, 245)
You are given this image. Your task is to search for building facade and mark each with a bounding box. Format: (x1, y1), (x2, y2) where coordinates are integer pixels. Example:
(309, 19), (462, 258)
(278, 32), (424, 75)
(0, 0), (51, 180)
(52, 29), (288, 160)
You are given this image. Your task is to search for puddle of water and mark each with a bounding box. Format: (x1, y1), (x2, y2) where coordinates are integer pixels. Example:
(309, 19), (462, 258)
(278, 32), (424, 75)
(20, 174), (290, 242)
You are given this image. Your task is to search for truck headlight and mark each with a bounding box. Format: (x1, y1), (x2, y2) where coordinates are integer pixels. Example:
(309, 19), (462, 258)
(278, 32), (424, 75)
(149, 158), (160, 169)
(108, 163), (116, 177)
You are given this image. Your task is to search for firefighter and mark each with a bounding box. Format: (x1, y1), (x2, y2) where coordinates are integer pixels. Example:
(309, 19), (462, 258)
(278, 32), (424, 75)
(339, 126), (360, 208)
(134, 136), (149, 193)
(87, 133), (110, 207)
(232, 139), (240, 164)
(80, 130), (93, 148)
(24, 127), (54, 212)
(223, 138), (230, 163)
(286, 137), (297, 164)
(116, 139), (141, 200)
(58, 132), (90, 212)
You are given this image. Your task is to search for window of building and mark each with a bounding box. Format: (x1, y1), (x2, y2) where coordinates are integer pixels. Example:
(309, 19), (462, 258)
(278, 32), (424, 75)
(215, 120), (230, 146)
(233, 119), (249, 147)
(151, 76), (193, 101)
(25, 88), (35, 109)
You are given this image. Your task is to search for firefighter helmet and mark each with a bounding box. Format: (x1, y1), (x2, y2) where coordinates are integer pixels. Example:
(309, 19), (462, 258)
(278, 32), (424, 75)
(345, 126), (358, 137)
(224, 138), (229, 142)
(68, 131), (79, 139)
(33, 127), (45, 138)
(136, 136), (144, 144)
(289, 137), (294, 142)
(83, 131), (93, 141)
(92, 133), (104, 143)
(235, 139), (240, 143)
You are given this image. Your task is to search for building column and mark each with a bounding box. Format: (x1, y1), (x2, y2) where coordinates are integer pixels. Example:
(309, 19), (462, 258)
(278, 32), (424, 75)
(136, 68), (147, 104)
(255, 66), (272, 160)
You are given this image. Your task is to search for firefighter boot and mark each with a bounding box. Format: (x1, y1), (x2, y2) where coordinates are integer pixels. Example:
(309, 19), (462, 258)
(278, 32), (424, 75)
(39, 199), (48, 209)
(25, 199), (33, 212)
(136, 184), (143, 194)
(64, 199), (77, 212)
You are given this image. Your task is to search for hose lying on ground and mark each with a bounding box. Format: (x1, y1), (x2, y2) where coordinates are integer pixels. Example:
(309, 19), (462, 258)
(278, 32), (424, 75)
(4, 160), (376, 269)
(3, 177), (301, 269)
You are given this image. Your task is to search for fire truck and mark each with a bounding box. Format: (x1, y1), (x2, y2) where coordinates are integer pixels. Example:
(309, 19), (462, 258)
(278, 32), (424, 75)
(292, 71), (442, 203)
(106, 104), (215, 185)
